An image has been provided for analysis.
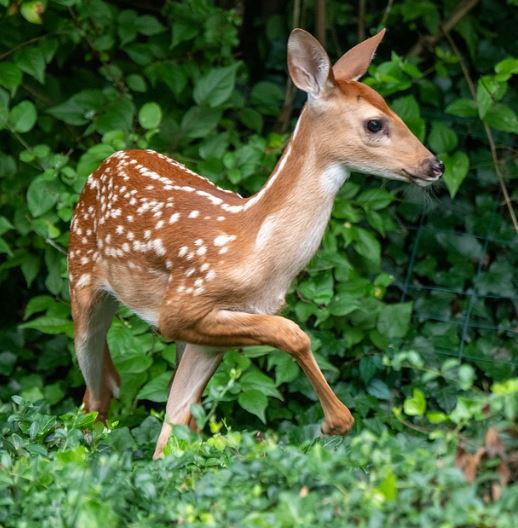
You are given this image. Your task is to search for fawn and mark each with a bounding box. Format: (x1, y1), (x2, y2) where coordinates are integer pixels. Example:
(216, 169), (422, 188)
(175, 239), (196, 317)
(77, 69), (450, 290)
(68, 28), (443, 459)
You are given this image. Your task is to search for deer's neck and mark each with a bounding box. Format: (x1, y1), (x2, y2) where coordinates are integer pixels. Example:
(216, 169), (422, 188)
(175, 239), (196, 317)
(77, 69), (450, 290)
(247, 107), (349, 277)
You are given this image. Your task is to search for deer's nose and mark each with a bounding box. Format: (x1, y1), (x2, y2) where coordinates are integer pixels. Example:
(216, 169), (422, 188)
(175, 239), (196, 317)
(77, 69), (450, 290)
(428, 157), (444, 179)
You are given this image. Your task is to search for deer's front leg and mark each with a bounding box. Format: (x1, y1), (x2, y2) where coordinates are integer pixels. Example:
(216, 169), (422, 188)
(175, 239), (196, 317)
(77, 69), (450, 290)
(153, 343), (222, 460)
(161, 309), (354, 439)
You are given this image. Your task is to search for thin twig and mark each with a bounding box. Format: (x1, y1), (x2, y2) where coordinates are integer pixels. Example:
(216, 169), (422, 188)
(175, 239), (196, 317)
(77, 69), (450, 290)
(358, 0), (366, 41)
(315, 0), (327, 46)
(380, 0), (394, 28)
(408, 0), (480, 57)
(443, 31), (518, 235)
(46, 238), (68, 255)
(0, 35), (48, 60)
(274, 0), (301, 133)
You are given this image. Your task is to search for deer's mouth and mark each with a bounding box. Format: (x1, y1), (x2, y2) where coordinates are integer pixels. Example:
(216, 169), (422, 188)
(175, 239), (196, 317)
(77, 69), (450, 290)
(401, 169), (440, 187)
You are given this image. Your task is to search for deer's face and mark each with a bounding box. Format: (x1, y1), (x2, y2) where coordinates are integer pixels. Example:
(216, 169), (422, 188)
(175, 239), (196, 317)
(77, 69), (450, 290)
(288, 28), (444, 187)
(325, 81), (443, 186)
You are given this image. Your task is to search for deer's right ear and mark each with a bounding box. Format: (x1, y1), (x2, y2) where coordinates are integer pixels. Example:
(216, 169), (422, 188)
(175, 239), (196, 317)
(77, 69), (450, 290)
(288, 29), (332, 98)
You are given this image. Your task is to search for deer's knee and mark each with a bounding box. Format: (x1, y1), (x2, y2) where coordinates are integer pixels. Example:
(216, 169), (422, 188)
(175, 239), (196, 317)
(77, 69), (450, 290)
(281, 320), (311, 357)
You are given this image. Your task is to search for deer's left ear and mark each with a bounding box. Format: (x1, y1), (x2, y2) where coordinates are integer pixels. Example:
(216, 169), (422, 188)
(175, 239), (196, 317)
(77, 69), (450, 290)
(333, 28), (386, 81)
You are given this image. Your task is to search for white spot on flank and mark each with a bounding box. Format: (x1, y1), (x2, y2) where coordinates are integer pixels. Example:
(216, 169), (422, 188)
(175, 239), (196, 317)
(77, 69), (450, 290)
(169, 213), (180, 224)
(206, 270), (216, 281)
(152, 239), (166, 256)
(116, 225), (124, 235)
(77, 273), (91, 288)
(144, 230), (152, 239)
(178, 246), (188, 257)
(196, 246), (207, 256)
(188, 210), (199, 219)
(200, 263), (210, 272)
(214, 234), (236, 246)
(185, 267), (195, 277)
(217, 216), (225, 222)
(156, 220), (164, 229)
(194, 239), (203, 246)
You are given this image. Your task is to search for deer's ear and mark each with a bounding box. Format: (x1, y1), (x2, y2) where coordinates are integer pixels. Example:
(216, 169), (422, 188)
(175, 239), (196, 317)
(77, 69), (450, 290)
(288, 29), (332, 98)
(333, 29), (386, 81)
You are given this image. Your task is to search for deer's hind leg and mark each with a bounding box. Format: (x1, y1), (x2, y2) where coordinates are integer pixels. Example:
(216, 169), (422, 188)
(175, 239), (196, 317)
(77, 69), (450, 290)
(71, 286), (119, 420)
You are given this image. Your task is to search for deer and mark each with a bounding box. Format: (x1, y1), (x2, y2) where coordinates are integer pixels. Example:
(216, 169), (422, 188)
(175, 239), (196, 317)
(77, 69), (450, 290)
(67, 28), (444, 460)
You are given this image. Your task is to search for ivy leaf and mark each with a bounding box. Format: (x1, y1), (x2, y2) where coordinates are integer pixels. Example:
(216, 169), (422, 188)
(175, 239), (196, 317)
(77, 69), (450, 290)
(138, 102), (162, 130)
(238, 390), (268, 422)
(9, 101), (37, 133)
(377, 302), (413, 339)
(442, 151), (469, 198)
(137, 372), (171, 403)
(404, 388), (427, 416)
(194, 64), (239, 108)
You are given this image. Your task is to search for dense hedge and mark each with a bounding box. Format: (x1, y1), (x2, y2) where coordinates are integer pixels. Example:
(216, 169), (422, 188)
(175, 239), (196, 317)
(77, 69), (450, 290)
(0, 0), (517, 523)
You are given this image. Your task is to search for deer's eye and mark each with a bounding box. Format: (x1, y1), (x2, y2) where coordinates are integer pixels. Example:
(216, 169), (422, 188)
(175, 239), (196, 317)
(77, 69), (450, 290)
(366, 119), (384, 133)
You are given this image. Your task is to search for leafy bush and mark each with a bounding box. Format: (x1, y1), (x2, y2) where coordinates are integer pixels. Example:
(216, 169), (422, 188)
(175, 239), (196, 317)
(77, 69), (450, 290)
(0, 1), (517, 519)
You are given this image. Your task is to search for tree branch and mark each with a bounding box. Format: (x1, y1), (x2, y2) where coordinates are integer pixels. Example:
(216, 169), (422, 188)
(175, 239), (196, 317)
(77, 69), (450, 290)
(408, 0), (481, 57)
(443, 31), (518, 235)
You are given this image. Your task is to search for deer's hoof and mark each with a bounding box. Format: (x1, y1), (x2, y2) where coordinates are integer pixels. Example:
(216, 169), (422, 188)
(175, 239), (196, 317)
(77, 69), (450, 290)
(321, 411), (354, 436)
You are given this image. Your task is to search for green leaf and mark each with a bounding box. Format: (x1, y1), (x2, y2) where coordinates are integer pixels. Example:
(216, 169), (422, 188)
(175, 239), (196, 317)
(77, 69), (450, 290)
(367, 379), (391, 400)
(116, 354), (153, 374)
(19, 316), (73, 337)
(137, 372), (171, 402)
(135, 15), (165, 36)
(445, 98), (477, 118)
(240, 369), (281, 399)
(0, 62), (22, 92)
(391, 95), (425, 140)
(9, 101), (37, 133)
(495, 57), (518, 81)
(353, 228), (381, 268)
(20, 1), (45, 24)
(442, 151), (469, 198)
(238, 390), (268, 422)
(356, 188), (394, 211)
(0, 236), (12, 255)
(428, 121), (458, 153)
(193, 64), (239, 108)
(47, 90), (104, 126)
(377, 470), (398, 501)
(77, 145), (115, 179)
(181, 106), (221, 139)
(26, 175), (60, 217)
(0, 216), (13, 235)
(403, 388), (426, 416)
(95, 96), (135, 134)
(127, 74), (147, 92)
(377, 302), (413, 339)
(138, 102), (162, 130)
(483, 104), (518, 134)
(16, 46), (46, 83)
(476, 76), (505, 118)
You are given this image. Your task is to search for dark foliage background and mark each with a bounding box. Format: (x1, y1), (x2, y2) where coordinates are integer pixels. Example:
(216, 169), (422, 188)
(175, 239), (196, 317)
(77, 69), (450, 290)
(0, 0), (517, 525)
